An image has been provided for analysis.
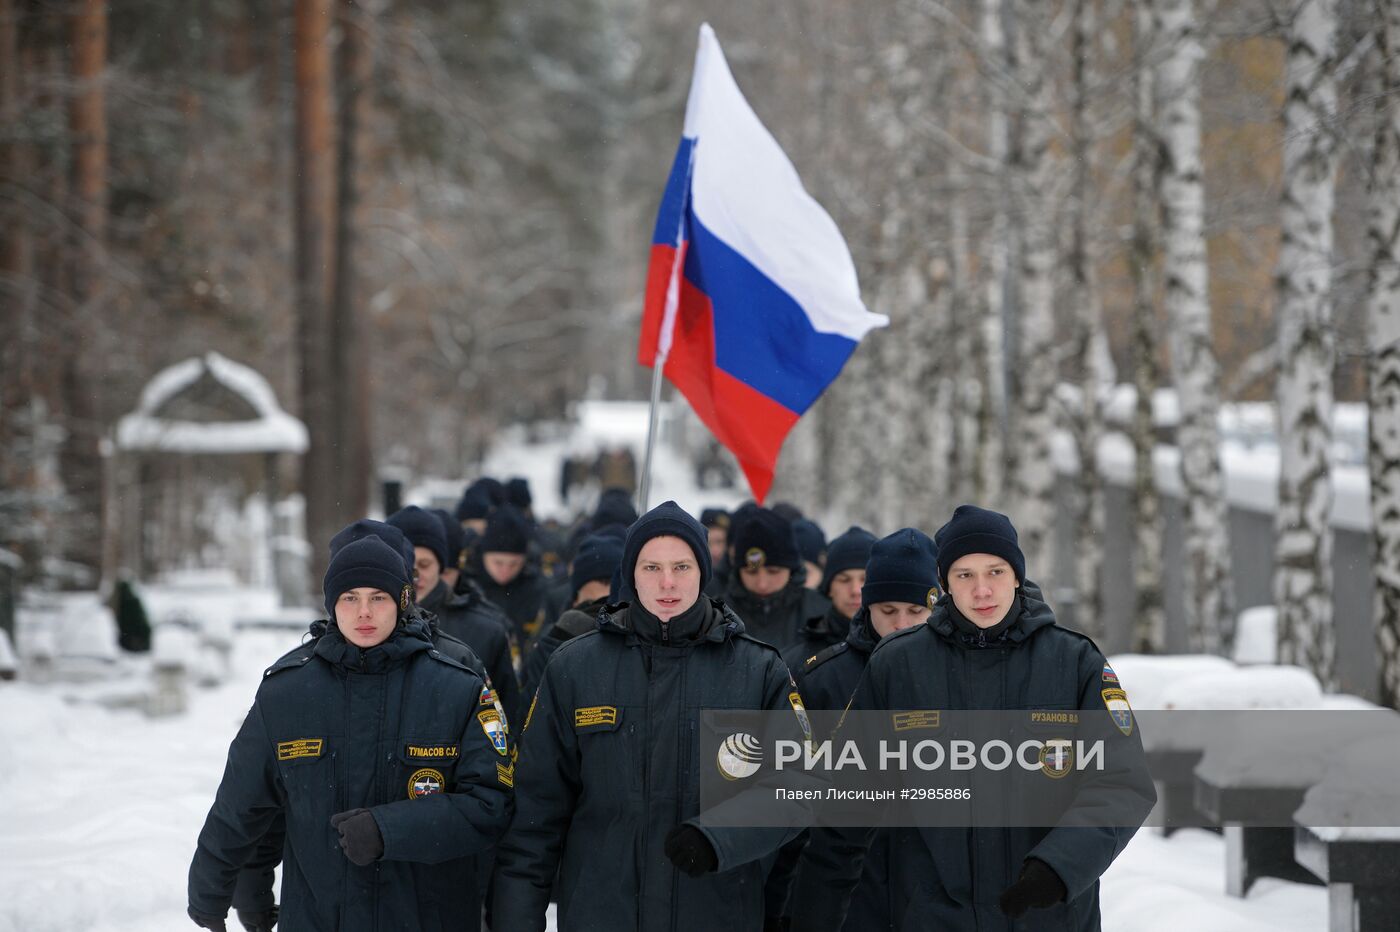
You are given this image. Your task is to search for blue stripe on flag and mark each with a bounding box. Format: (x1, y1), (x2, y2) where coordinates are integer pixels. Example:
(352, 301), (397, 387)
(651, 137), (696, 247)
(683, 209), (859, 415)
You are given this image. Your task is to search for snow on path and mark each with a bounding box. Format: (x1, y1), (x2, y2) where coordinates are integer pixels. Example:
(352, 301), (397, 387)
(1, 626), (1326, 931)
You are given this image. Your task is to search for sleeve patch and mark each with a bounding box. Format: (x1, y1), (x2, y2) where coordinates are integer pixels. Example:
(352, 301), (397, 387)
(788, 691), (813, 743)
(478, 709), (509, 755)
(1102, 687), (1134, 736)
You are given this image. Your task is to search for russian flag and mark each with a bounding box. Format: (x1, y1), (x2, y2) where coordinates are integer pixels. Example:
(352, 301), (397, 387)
(639, 24), (888, 503)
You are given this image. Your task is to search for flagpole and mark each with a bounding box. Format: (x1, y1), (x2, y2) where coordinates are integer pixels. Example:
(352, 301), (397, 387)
(638, 362), (665, 512)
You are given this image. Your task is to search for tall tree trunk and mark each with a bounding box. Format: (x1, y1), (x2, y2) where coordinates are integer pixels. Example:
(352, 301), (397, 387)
(977, 0), (1009, 507)
(1008, 0), (1057, 577)
(1273, 0), (1339, 686)
(1370, 0), (1400, 709)
(0, 0), (30, 405)
(64, 0), (107, 579)
(1130, 2), (1167, 652)
(1154, 0), (1235, 652)
(1068, 0), (1107, 634)
(331, 0), (371, 520)
(294, 0), (338, 579)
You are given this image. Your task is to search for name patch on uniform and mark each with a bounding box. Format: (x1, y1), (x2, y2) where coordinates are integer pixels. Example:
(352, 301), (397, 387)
(1102, 687), (1134, 736)
(408, 768), (444, 799)
(478, 710), (509, 756)
(277, 738), (324, 761)
(404, 743), (459, 761)
(574, 706), (618, 728)
(1029, 710), (1080, 725)
(496, 761), (514, 787)
(892, 710), (941, 731)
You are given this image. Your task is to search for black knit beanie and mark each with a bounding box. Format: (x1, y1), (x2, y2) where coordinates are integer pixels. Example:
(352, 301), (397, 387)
(934, 505), (1025, 587)
(571, 533), (625, 597)
(861, 528), (941, 609)
(731, 507), (801, 572)
(480, 504), (531, 555)
(820, 526), (877, 596)
(792, 518), (827, 565)
(429, 508), (465, 569)
(620, 500), (712, 597)
(387, 505), (449, 571)
(329, 519), (414, 578)
(324, 536), (414, 618)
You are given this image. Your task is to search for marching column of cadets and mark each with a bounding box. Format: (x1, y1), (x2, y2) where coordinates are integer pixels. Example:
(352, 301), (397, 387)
(186, 480), (1154, 932)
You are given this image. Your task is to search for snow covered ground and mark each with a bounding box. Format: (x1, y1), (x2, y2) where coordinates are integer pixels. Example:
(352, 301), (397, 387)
(0, 603), (1332, 932)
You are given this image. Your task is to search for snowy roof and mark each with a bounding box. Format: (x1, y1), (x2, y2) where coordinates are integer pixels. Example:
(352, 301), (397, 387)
(115, 353), (308, 454)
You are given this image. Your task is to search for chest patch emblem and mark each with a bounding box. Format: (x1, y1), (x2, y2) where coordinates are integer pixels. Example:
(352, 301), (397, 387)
(408, 768), (444, 798)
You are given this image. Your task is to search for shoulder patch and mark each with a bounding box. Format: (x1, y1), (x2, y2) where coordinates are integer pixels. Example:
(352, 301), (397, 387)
(1102, 687), (1134, 736)
(264, 647), (314, 677)
(425, 649), (472, 674)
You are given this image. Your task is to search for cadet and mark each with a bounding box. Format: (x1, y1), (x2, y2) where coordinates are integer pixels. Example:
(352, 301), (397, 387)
(388, 505), (520, 724)
(779, 528), (941, 931)
(492, 501), (805, 932)
(700, 507), (731, 569)
(187, 536), (513, 931)
(229, 517), (504, 931)
(722, 506), (830, 652)
(791, 506), (1156, 931)
(469, 504), (551, 652)
(783, 526), (878, 676)
(520, 531), (624, 701)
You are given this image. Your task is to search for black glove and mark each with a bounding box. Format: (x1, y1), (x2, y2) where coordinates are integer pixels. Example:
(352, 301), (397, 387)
(187, 906), (227, 931)
(236, 906), (278, 932)
(330, 808), (384, 866)
(664, 824), (718, 877)
(999, 858), (1068, 918)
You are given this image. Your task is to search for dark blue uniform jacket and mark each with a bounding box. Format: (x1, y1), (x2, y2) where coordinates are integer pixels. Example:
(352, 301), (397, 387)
(724, 575), (831, 653)
(790, 588), (1156, 932)
(188, 616), (513, 932)
(492, 598), (806, 932)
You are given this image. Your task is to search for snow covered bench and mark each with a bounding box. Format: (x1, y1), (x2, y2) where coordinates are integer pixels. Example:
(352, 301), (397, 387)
(1293, 737), (1400, 932)
(1128, 660), (1322, 835)
(1193, 696), (1400, 896)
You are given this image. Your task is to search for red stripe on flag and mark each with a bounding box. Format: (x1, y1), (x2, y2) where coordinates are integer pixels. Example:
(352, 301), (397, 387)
(640, 245), (797, 503)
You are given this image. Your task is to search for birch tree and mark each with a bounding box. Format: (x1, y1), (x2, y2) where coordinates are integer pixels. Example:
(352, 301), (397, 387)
(1368, 0), (1400, 708)
(976, 0), (1010, 508)
(1130, 1), (1167, 652)
(1273, 0), (1340, 686)
(1154, 0), (1235, 652)
(1007, 0), (1058, 576)
(1067, 0), (1108, 634)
